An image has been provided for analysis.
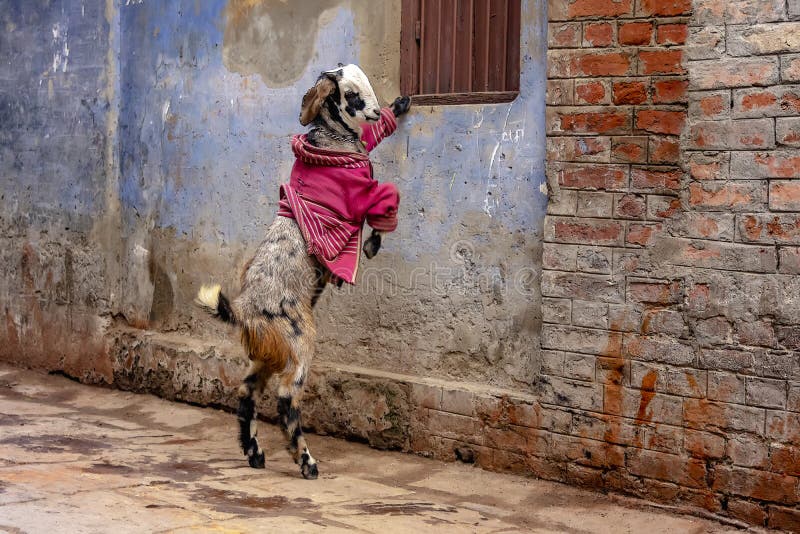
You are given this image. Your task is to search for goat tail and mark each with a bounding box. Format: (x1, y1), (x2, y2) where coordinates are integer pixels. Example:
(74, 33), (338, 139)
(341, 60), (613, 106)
(195, 284), (237, 324)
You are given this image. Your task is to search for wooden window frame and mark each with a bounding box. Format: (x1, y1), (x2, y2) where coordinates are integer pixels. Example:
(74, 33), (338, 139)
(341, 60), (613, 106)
(400, 0), (521, 105)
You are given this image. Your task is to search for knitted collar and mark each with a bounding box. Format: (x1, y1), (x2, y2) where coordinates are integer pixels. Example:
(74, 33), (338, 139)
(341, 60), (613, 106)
(291, 134), (370, 169)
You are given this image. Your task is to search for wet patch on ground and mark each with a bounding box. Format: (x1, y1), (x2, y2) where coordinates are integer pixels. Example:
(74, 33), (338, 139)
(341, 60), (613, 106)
(187, 485), (300, 515)
(0, 435), (111, 454)
(150, 460), (223, 482)
(0, 414), (25, 426)
(82, 462), (137, 475)
(353, 501), (459, 516)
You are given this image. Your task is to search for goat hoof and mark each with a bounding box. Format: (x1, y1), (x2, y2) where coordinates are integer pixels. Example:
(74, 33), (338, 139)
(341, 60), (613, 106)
(362, 234), (381, 259)
(391, 95), (411, 117)
(247, 450), (266, 469)
(301, 462), (319, 480)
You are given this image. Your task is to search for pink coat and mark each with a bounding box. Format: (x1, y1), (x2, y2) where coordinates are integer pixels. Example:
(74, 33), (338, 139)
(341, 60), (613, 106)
(277, 107), (400, 284)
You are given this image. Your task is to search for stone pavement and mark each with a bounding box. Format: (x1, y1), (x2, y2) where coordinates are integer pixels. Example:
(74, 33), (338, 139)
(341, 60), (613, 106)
(0, 364), (752, 533)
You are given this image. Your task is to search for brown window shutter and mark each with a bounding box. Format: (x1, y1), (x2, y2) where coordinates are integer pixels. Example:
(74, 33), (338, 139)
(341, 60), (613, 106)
(401, 0), (520, 103)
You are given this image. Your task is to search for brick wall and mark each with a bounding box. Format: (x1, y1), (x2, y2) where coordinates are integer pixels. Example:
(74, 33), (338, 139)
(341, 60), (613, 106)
(538, 0), (800, 529)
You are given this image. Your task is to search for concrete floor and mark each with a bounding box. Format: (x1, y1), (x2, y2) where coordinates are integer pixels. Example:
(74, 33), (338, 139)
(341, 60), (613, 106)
(0, 364), (749, 534)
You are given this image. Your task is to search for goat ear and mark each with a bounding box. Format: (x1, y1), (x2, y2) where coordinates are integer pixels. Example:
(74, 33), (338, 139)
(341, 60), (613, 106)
(299, 77), (336, 126)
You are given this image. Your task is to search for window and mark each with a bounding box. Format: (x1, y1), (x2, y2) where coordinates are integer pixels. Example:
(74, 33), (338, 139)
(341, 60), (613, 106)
(400, 0), (521, 104)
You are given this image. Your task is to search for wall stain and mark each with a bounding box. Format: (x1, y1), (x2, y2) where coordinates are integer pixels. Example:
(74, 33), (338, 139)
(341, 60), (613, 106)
(223, 0), (341, 87)
(222, 0), (400, 94)
(635, 370), (658, 422)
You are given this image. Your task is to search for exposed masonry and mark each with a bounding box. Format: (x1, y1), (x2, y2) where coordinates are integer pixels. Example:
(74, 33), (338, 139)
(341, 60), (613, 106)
(537, 0), (800, 529)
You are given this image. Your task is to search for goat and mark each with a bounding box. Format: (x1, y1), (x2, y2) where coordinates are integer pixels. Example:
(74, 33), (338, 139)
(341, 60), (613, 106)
(196, 64), (411, 479)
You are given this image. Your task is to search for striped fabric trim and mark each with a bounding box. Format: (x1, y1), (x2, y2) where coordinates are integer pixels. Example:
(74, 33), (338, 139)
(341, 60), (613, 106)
(280, 185), (359, 263)
(363, 108), (397, 152)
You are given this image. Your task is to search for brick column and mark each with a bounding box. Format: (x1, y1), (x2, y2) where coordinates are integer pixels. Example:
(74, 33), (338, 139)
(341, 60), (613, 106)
(543, 0), (799, 528)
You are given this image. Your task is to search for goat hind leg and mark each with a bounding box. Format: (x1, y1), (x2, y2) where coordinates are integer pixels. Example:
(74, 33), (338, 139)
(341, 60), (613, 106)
(238, 360), (268, 468)
(277, 361), (318, 479)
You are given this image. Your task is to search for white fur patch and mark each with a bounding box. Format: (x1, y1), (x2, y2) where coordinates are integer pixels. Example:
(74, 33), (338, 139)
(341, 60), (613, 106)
(195, 284), (221, 311)
(326, 64), (380, 122)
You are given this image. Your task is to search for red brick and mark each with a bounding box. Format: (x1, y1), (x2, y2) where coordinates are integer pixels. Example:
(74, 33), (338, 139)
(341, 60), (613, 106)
(558, 164), (628, 190)
(653, 79), (688, 103)
(733, 151), (800, 178)
(647, 195), (681, 219)
(549, 50), (633, 78)
(708, 371), (744, 404)
(640, 309), (684, 336)
(552, 109), (631, 135)
(695, 316), (733, 346)
(689, 152), (729, 180)
(542, 273), (624, 303)
(623, 336), (695, 366)
(657, 23), (688, 45)
(565, 464), (605, 487)
(767, 411), (800, 443)
(727, 434), (769, 468)
(547, 80), (574, 105)
(770, 443), (800, 476)
(639, 50), (685, 75)
(552, 218), (624, 245)
(636, 110), (686, 135)
(779, 247), (800, 274)
(686, 283), (710, 313)
(649, 137), (680, 164)
(692, 92), (730, 120)
(552, 435), (626, 468)
(575, 81), (607, 105)
(549, 22), (581, 48)
(613, 81), (647, 105)
(739, 214), (800, 244)
(768, 506), (800, 532)
(637, 0), (692, 16)
(611, 136), (647, 163)
(689, 182), (765, 211)
(615, 193), (646, 218)
(689, 119), (775, 150)
(618, 22), (653, 45)
(584, 22), (614, 47)
(564, 0), (634, 18)
(713, 466), (798, 504)
(684, 399), (765, 435)
(782, 54), (800, 82)
(627, 448), (707, 488)
(728, 499), (768, 527)
(674, 239), (776, 272)
(739, 90), (777, 113)
(770, 181), (800, 211)
(684, 429), (726, 459)
(626, 223), (659, 246)
(547, 136), (610, 163)
(777, 117), (800, 147)
(627, 280), (681, 304)
(735, 321), (776, 347)
(692, 57), (780, 90)
(631, 167), (682, 191)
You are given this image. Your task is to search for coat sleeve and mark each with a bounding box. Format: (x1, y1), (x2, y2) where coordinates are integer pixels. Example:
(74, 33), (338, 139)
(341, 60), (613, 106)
(360, 108), (398, 153)
(365, 182), (399, 232)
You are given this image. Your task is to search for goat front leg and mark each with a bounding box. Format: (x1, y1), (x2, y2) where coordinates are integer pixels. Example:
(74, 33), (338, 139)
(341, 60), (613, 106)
(362, 230), (382, 259)
(391, 96), (411, 117)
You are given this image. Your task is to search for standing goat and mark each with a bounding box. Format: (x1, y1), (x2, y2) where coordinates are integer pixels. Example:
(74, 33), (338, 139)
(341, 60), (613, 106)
(196, 64), (411, 479)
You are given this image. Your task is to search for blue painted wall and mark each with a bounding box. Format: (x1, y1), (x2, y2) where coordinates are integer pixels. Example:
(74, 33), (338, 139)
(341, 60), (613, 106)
(1, 0), (547, 389)
(0, 0), (115, 379)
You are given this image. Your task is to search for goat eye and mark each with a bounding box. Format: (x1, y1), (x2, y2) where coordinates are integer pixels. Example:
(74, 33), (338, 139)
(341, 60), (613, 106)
(344, 91), (356, 98)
